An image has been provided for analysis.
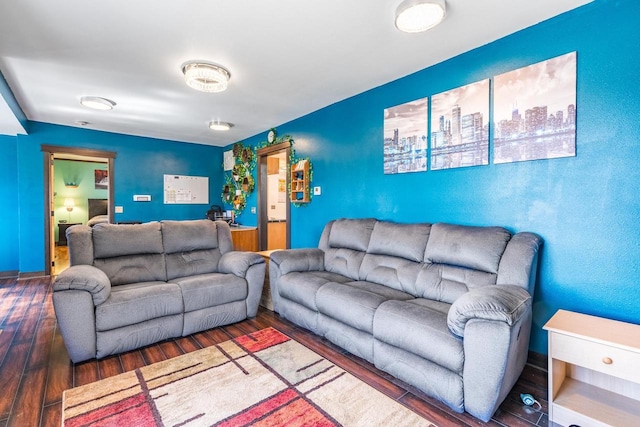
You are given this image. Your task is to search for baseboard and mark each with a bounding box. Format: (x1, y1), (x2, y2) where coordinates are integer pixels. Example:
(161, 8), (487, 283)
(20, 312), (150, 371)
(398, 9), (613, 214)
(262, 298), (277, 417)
(527, 350), (547, 370)
(19, 271), (47, 279)
(0, 270), (19, 279)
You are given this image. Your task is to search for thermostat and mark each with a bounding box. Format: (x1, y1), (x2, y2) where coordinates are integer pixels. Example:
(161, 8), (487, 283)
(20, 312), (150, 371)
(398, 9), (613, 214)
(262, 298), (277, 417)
(133, 195), (151, 202)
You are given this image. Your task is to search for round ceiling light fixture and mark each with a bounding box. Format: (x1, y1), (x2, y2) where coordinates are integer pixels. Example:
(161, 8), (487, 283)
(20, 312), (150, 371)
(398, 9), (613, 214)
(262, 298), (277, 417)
(395, 0), (446, 33)
(80, 96), (116, 110)
(182, 61), (231, 93)
(209, 120), (234, 131)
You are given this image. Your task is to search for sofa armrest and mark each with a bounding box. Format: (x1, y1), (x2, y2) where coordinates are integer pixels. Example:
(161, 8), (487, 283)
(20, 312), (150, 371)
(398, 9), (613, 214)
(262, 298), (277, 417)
(219, 251), (265, 278)
(269, 248), (325, 275)
(447, 285), (532, 338)
(53, 264), (111, 306)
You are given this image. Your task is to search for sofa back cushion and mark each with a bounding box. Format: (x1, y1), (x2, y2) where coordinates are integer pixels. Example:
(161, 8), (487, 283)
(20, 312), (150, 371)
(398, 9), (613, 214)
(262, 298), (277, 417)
(320, 218), (376, 280)
(91, 222), (166, 286)
(415, 223), (512, 303)
(415, 263), (500, 304)
(162, 220), (225, 280)
(425, 223), (511, 274)
(358, 222), (431, 293)
(367, 222), (431, 262)
(93, 222), (164, 258)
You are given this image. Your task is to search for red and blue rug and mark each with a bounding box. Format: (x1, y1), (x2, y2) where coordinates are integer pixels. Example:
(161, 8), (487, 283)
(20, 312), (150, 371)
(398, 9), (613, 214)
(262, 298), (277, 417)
(62, 327), (435, 426)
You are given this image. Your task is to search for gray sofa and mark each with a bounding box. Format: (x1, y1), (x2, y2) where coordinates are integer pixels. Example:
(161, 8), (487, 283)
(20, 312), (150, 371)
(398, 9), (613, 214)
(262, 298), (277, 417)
(269, 218), (542, 421)
(53, 219), (265, 363)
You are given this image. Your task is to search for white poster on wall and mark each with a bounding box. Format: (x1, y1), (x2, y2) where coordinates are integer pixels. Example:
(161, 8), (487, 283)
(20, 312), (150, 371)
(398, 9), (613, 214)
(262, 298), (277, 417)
(163, 174), (209, 204)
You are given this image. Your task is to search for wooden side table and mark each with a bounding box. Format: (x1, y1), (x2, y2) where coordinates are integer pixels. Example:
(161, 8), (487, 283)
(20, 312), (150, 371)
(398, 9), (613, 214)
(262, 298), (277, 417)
(543, 309), (640, 426)
(256, 250), (280, 311)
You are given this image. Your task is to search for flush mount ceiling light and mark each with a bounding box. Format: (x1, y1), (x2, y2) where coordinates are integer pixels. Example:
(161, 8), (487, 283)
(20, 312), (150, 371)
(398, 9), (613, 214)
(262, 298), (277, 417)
(209, 121), (234, 131)
(80, 96), (116, 110)
(395, 0), (446, 33)
(182, 61), (231, 93)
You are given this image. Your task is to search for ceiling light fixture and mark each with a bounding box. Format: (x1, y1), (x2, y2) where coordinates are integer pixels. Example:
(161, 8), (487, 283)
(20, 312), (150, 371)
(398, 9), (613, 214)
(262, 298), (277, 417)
(80, 96), (116, 110)
(395, 0), (446, 33)
(209, 120), (234, 131)
(182, 61), (231, 93)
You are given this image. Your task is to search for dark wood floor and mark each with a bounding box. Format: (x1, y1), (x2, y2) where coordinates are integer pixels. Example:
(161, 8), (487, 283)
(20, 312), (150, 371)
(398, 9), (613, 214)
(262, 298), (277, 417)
(0, 276), (549, 427)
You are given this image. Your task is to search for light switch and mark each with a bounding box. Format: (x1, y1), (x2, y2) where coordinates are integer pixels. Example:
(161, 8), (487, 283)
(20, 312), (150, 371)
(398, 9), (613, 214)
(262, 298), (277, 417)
(115, 206), (123, 213)
(313, 186), (322, 196)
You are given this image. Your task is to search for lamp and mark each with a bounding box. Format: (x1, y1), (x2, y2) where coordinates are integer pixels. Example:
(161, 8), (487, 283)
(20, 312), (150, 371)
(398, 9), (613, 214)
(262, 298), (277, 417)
(182, 61), (231, 93)
(80, 96), (116, 110)
(209, 120), (234, 131)
(64, 198), (74, 222)
(395, 0), (446, 33)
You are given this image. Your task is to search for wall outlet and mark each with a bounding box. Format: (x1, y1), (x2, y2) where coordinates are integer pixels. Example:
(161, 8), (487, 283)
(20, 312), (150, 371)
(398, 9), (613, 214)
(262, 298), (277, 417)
(115, 206), (123, 213)
(251, 206), (257, 214)
(313, 186), (322, 196)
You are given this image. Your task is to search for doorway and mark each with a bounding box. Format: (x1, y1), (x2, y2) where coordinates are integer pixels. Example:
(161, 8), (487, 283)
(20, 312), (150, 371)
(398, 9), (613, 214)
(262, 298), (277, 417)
(42, 145), (116, 276)
(257, 141), (291, 251)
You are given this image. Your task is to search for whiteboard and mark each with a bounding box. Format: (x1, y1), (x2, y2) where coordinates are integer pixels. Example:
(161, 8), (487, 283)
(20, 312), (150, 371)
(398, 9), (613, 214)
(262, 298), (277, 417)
(163, 174), (209, 204)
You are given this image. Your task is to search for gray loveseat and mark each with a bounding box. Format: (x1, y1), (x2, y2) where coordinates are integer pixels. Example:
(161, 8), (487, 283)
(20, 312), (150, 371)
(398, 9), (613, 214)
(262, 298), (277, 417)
(53, 219), (265, 363)
(269, 218), (542, 421)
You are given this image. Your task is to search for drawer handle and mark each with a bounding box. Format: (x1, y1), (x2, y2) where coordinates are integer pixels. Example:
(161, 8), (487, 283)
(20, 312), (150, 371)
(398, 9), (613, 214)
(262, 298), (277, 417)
(602, 357), (613, 365)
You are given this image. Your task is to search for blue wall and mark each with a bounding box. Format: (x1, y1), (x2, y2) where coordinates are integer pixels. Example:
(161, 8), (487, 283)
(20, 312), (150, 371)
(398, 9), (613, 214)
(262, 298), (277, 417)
(10, 122), (222, 273)
(0, 135), (19, 274)
(236, 0), (640, 354)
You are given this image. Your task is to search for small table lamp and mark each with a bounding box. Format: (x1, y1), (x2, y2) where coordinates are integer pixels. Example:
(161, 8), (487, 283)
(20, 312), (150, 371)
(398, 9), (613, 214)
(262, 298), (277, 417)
(64, 198), (74, 222)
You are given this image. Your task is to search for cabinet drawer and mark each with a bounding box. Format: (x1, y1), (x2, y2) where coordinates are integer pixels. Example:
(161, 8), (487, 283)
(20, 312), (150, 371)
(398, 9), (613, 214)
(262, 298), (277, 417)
(551, 333), (640, 383)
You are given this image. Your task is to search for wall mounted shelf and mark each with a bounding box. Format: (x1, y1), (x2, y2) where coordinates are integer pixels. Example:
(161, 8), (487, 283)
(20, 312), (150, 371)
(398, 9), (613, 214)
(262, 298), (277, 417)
(290, 159), (310, 203)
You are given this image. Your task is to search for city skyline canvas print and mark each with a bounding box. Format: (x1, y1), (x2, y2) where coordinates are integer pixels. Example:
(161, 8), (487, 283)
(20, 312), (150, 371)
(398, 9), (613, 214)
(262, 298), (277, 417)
(430, 79), (489, 170)
(494, 51), (577, 164)
(383, 96), (428, 174)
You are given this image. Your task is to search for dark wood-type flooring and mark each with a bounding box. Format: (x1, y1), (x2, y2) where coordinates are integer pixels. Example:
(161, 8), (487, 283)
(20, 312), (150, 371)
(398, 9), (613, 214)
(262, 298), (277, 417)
(0, 276), (550, 427)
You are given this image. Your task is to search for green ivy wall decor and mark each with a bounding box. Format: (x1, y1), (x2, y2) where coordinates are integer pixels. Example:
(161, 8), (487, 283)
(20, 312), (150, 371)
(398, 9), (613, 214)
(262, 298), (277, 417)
(220, 141), (256, 216)
(223, 129), (313, 215)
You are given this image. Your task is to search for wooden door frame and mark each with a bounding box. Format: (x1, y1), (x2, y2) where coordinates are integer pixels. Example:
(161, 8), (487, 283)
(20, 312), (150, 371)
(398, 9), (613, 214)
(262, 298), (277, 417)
(42, 145), (116, 276)
(257, 141), (291, 251)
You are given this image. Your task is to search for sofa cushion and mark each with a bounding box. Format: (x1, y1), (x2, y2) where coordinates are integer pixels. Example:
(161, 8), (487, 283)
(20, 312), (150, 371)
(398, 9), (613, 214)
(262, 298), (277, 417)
(414, 263), (498, 304)
(425, 223), (511, 274)
(316, 281), (413, 334)
(277, 271), (346, 311)
(323, 248), (367, 281)
(327, 218), (376, 251)
(173, 273), (247, 312)
(165, 249), (222, 281)
(94, 254), (167, 286)
(93, 222), (164, 259)
(359, 254), (424, 295)
(368, 221), (431, 262)
(95, 282), (183, 331)
(373, 299), (464, 374)
(161, 219), (219, 253)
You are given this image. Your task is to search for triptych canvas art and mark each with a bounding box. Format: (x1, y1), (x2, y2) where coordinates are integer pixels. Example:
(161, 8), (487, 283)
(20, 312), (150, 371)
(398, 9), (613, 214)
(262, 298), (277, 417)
(383, 52), (577, 174)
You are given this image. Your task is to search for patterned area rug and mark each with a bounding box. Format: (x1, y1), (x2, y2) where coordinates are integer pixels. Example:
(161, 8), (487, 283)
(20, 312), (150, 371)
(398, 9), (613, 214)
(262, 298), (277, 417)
(62, 328), (435, 426)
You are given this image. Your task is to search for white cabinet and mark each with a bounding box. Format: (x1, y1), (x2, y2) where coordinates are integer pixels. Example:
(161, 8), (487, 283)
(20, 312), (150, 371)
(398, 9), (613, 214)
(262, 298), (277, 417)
(544, 310), (640, 426)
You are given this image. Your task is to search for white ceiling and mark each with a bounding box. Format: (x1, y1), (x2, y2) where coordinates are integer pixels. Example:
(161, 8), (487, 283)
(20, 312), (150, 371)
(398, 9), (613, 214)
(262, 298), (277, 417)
(0, 0), (593, 147)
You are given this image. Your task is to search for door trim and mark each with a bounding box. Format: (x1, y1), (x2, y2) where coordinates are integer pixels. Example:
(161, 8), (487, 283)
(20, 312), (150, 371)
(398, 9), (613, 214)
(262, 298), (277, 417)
(42, 145), (116, 276)
(257, 141), (291, 250)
